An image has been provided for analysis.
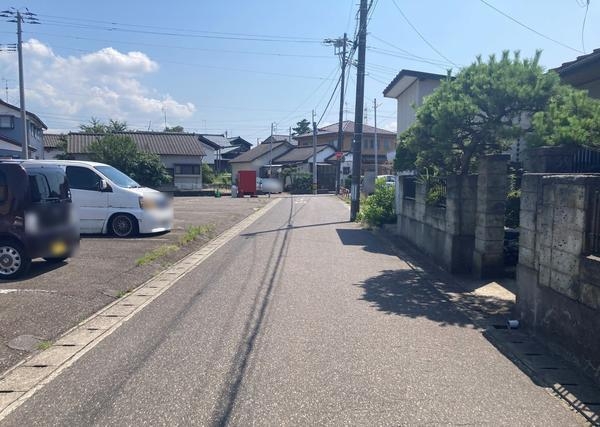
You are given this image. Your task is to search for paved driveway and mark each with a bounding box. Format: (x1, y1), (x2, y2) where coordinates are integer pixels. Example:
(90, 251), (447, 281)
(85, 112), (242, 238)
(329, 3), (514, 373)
(0, 196), (269, 373)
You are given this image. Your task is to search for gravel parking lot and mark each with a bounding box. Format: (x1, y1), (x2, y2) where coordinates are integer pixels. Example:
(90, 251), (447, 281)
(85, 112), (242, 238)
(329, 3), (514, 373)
(0, 196), (270, 373)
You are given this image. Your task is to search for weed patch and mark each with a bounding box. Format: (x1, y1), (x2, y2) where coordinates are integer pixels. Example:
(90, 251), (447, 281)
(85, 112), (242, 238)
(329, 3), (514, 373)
(37, 340), (52, 351)
(136, 244), (179, 266)
(179, 224), (215, 246)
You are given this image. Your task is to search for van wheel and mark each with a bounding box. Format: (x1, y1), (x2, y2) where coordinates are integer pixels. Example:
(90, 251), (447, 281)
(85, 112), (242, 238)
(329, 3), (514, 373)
(110, 214), (138, 238)
(0, 241), (31, 279)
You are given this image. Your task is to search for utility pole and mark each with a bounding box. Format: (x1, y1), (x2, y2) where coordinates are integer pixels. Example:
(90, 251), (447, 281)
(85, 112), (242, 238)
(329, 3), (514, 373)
(312, 110), (318, 195)
(374, 98), (378, 176)
(269, 122), (275, 177)
(1, 8), (39, 159)
(350, 0), (368, 221)
(324, 32), (349, 193)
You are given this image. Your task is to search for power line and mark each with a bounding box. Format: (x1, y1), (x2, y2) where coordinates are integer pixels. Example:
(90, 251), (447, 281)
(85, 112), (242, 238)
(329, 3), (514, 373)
(317, 72), (343, 125)
(390, 0), (458, 67)
(581, 0), (591, 53)
(478, 0), (583, 53)
(37, 13), (322, 43)
(24, 31), (331, 59)
(367, 47), (453, 69)
(38, 18), (321, 44)
(369, 34), (455, 67)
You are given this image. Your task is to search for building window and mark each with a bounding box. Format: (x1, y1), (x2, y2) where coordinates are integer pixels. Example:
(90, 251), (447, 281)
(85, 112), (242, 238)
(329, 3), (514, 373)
(384, 140), (390, 150)
(0, 115), (14, 129)
(342, 166), (350, 175)
(174, 164), (200, 175)
(370, 139), (375, 149)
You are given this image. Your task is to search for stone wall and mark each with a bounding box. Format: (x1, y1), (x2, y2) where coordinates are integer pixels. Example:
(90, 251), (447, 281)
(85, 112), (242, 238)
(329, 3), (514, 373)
(517, 174), (600, 384)
(394, 155), (506, 275)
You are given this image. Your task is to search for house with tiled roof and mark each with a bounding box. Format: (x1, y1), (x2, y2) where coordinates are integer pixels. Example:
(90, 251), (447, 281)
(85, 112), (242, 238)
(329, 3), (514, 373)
(553, 48), (600, 98)
(198, 134), (252, 172)
(44, 131), (206, 191)
(294, 120), (396, 175)
(229, 141), (293, 183)
(273, 145), (337, 190)
(0, 99), (47, 158)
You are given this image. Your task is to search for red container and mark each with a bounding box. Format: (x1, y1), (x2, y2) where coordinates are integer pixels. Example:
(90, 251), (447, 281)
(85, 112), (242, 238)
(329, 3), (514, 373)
(237, 170), (257, 197)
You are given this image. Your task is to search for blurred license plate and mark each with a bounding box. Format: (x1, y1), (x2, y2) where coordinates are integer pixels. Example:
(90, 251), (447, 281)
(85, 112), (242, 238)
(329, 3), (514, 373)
(50, 241), (67, 256)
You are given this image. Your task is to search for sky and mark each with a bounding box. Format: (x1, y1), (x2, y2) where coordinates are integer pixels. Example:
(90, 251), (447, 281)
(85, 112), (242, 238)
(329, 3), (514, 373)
(0, 0), (598, 145)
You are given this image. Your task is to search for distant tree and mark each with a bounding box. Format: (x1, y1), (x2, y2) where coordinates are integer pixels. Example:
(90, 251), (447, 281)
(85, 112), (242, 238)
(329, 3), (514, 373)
(86, 134), (171, 188)
(107, 119), (128, 133)
(131, 152), (172, 188)
(87, 134), (138, 172)
(79, 117), (107, 134)
(79, 117), (128, 134)
(292, 119), (311, 135)
(202, 163), (215, 184)
(164, 125), (184, 132)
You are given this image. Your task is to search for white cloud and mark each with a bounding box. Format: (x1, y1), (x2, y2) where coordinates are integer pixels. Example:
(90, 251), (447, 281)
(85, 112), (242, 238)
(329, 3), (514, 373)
(0, 39), (195, 130)
(382, 119), (397, 133)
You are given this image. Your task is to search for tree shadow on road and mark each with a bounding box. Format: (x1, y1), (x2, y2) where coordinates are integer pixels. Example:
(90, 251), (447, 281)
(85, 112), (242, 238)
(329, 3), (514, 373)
(356, 269), (477, 328)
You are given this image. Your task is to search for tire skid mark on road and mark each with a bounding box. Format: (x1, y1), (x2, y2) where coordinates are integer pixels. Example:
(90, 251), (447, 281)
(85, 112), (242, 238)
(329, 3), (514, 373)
(0, 197), (283, 422)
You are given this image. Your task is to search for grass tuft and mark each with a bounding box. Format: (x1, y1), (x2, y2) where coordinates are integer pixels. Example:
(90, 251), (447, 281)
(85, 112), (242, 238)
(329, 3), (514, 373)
(178, 224), (215, 246)
(37, 340), (52, 351)
(135, 224), (215, 267)
(136, 244), (179, 266)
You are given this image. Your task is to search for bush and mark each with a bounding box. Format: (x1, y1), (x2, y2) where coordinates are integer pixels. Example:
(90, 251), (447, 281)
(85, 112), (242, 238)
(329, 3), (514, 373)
(202, 164), (215, 184)
(290, 172), (313, 194)
(215, 173), (232, 186)
(357, 179), (395, 226)
(505, 189), (521, 229)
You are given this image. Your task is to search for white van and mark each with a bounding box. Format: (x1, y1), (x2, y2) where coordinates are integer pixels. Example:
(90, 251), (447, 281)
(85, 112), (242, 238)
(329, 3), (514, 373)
(39, 160), (173, 237)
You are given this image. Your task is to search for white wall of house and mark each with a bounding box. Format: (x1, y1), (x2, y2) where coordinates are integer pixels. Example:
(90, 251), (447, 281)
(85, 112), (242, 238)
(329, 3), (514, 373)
(200, 142), (216, 165)
(231, 145), (291, 183)
(396, 78), (441, 135)
(231, 157), (270, 183)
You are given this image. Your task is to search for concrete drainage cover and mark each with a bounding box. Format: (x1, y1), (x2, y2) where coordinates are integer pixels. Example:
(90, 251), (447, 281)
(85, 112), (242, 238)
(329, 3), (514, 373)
(7, 336), (44, 352)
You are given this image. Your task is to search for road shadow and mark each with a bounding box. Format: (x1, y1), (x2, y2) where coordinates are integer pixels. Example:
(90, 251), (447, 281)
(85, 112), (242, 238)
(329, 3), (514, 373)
(357, 269), (479, 328)
(336, 228), (396, 256)
(0, 259), (68, 283)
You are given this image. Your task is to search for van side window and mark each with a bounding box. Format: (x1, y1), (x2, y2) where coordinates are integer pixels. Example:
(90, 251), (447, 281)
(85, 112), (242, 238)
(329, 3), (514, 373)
(29, 174), (50, 203)
(66, 166), (101, 191)
(0, 171), (6, 204)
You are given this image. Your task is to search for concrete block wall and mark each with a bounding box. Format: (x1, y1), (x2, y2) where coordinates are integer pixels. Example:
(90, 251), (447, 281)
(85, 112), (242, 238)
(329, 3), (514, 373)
(517, 173), (600, 385)
(473, 155), (510, 278)
(395, 173), (477, 273)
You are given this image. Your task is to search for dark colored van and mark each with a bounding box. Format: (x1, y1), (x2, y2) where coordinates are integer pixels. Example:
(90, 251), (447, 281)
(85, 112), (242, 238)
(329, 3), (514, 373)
(0, 161), (80, 279)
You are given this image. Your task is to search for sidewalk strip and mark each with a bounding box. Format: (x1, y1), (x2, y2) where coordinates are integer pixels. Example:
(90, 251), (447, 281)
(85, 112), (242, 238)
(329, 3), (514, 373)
(0, 197), (282, 421)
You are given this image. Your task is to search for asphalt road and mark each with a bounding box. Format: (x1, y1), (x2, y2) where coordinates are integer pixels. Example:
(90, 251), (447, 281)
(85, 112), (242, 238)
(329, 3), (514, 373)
(1, 195), (582, 425)
(0, 196), (268, 373)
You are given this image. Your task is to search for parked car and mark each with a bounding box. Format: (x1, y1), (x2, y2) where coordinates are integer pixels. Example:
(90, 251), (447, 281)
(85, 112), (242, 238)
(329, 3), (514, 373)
(39, 160), (173, 237)
(257, 177), (283, 194)
(377, 175), (396, 187)
(0, 161), (80, 279)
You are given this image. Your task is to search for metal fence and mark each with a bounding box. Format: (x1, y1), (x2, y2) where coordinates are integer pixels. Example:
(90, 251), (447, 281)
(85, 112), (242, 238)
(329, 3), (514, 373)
(587, 188), (600, 256)
(573, 147), (600, 173)
(427, 177), (447, 208)
(402, 176), (416, 199)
